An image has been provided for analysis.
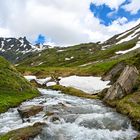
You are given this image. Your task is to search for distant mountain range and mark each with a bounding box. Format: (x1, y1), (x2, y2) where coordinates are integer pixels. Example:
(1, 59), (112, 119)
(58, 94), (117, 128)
(0, 37), (50, 63)
(0, 23), (140, 64)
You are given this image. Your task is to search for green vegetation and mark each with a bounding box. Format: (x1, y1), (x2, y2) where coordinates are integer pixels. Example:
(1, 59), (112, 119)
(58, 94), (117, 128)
(18, 43), (101, 67)
(18, 39), (136, 67)
(0, 56), (39, 113)
(49, 85), (99, 99)
(17, 39), (138, 77)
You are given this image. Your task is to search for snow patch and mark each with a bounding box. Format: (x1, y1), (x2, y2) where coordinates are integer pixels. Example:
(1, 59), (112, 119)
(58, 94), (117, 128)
(116, 41), (140, 54)
(47, 82), (56, 86)
(117, 28), (140, 44)
(38, 62), (43, 65)
(24, 75), (37, 81)
(65, 56), (74, 61)
(27, 75), (110, 94)
(59, 75), (110, 94)
(36, 77), (51, 85)
(101, 45), (110, 50)
(6, 39), (11, 42)
(57, 50), (64, 52)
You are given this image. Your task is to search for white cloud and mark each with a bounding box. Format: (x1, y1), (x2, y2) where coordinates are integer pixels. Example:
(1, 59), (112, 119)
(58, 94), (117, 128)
(0, 0), (139, 46)
(92, 0), (126, 10)
(114, 17), (128, 25)
(0, 27), (11, 37)
(107, 18), (140, 34)
(122, 0), (140, 14)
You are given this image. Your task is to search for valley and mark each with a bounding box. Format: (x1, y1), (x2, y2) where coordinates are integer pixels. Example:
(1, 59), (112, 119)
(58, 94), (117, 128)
(0, 22), (140, 140)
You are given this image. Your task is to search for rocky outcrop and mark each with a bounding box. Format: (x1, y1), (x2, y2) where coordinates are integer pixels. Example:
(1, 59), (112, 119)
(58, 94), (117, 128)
(102, 62), (126, 84)
(43, 75), (60, 86)
(104, 65), (139, 100)
(0, 122), (46, 140)
(18, 105), (43, 119)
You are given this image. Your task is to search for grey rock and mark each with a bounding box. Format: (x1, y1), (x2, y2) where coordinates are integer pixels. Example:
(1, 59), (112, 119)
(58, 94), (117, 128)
(104, 65), (139, 100)
(102, 62), (126, 84)
(18, 105), (43, 119)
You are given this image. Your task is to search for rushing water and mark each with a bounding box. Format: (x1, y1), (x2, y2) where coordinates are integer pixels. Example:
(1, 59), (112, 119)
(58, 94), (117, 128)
(0, 88), (138, 140)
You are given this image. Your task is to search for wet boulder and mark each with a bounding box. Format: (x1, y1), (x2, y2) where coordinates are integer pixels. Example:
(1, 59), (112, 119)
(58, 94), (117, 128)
(46, 114), (64, 124)
(98, 88), (109, 99)
(102, 62), (126, 84)
(18, 105), (43, 118)
(0, 122), (46, 140)
(104, 65), (139, 100)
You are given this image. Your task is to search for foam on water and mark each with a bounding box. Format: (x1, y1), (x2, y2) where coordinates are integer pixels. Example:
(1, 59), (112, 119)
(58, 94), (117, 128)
(36, 123), (137, 140)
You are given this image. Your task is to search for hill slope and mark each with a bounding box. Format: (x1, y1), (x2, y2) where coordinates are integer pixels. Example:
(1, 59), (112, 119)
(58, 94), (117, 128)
(0, 56), (39, 113)
(16, 40), (139, 77)
(17, 43), (101, 67)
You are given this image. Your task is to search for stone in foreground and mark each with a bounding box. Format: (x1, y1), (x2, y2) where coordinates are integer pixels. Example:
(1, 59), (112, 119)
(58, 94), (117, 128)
(18, 105), (43, 118)
(0, 122), (46, 140)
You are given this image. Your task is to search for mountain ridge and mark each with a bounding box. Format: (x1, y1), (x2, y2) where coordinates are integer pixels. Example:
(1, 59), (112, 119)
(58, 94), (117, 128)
(0, 37), (50, 63)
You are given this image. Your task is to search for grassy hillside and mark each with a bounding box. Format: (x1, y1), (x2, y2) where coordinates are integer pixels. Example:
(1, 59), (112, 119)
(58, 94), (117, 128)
(0, 56), (39, 113)
(17, 39), (138, 77)
(18, 40), (136, 67)
(18, 43), (101, 67)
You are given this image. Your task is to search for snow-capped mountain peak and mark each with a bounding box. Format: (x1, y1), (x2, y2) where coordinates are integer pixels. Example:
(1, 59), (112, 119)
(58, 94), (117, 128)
(0, 37), (49, 63)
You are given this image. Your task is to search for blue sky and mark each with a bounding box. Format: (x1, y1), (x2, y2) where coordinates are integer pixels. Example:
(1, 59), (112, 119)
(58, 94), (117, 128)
(35, 34), (46, 45)
(90, 1), (140, 26)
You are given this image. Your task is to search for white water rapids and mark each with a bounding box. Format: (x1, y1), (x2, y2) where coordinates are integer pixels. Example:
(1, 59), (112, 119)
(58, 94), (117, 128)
(0, 88), (138, 140)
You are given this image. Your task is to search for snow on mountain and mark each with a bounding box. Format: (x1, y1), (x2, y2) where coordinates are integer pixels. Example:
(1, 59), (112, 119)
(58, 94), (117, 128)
(116, 28), (140, 45)
(103, 23), (140, 46)
(0, 37), (49, 63)
(116, 40), (140, 54)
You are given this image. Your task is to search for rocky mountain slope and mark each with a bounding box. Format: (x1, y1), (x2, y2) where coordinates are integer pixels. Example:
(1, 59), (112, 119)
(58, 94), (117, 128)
(102, 23), (140, 47)
(0, 56), (39, 113)
(0, 37), (49, 63)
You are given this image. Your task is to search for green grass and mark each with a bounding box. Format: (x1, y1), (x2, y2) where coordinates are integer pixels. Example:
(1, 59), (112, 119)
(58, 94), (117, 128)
(0, 56), (39, 113)
(18, 43), (101, 67)
(18, 40), (136, 67)
(16, 39), (138, 77)
(49, 85), (99, 99)
(0, 90), (38, 113)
